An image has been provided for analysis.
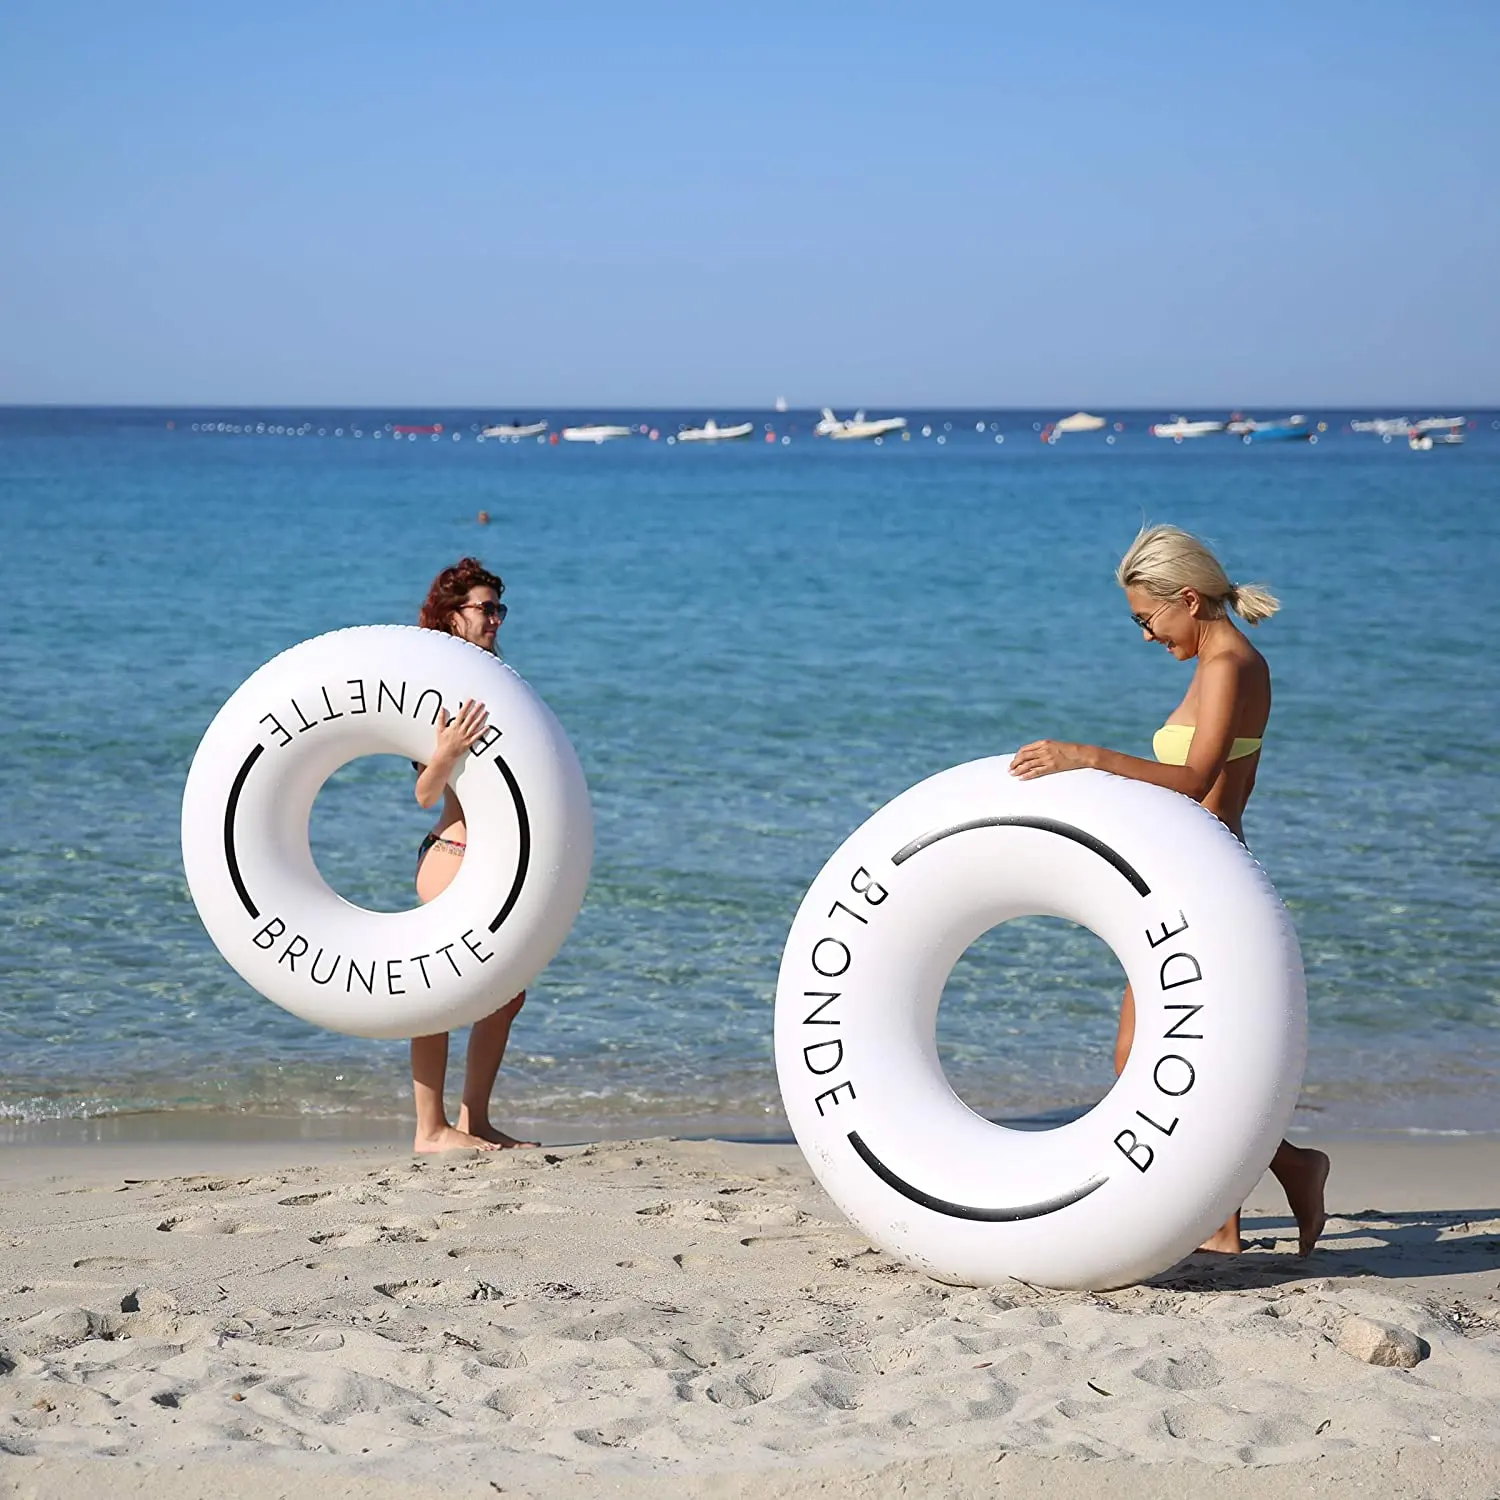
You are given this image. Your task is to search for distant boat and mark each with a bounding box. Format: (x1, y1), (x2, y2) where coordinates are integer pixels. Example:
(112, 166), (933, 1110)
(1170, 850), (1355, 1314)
(1051, 411), (1107, 434)
(1239, 415), (1314, 444)
(675, 419), (755, 443)
(560, 424), (634, 444)
(816, 408), (908, 440)
(1150, 416), (1226, 440)
(1351, 417), (1411, 437)
(481, 421), (547, 439)
(1412, 415), (1466, 433)
(1409, 428), (1464, 450)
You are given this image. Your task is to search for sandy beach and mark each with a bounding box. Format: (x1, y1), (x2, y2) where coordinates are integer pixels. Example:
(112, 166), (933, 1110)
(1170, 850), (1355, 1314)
(0, 1132), (1497, 1498)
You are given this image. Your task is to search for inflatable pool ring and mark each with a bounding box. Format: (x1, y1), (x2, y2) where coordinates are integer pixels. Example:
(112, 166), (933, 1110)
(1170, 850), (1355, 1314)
(773, 757), (1306, 1290)
(182, 627), (592, 1040)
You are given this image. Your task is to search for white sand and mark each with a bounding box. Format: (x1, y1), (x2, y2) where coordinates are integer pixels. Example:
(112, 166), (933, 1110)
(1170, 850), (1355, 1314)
(1, 1135), (1497, 1497)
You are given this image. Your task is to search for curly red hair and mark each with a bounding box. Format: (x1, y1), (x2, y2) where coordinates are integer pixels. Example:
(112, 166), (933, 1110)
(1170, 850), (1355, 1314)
(418, 557), (505, 634)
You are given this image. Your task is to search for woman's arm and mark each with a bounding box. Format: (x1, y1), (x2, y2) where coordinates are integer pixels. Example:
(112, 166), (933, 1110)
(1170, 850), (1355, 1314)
(414, 699), (490, 809)
(1009, 655), (1246, 802)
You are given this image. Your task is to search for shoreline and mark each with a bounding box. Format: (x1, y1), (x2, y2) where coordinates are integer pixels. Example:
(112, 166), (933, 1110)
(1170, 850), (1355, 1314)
(3, 1105), (1496, 1158)
(4, 1128), (1499, 1207)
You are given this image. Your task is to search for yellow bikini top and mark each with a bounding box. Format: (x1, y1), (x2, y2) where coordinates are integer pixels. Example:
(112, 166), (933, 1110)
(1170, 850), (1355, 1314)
(1153, 723), (1263, 766)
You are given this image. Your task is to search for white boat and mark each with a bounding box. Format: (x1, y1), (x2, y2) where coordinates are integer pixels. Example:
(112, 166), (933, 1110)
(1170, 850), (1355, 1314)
(1150, 416), (1226, 440)
(481, 421), (548, 439)
(1354, 416), (1464, 443)
(1052, 411), (1107, 434)
(1409, 429), (1465, 450)
(675, 419), (754, 443)
(816, 407), (908, 440)
(560, 424), (634, 444)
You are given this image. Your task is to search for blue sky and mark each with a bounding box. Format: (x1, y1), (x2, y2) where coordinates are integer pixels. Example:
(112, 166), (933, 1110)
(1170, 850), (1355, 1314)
(3, 1), (1496, 406)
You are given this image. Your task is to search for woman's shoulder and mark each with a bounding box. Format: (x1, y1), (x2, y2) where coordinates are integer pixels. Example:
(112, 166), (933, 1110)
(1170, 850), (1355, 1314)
(1208, 632), (1269, 676)
(1196, 639), (1270, 702)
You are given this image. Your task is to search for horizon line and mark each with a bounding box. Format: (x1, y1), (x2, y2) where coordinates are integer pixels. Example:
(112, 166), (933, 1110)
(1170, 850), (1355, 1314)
(2, 401), (1494, 413)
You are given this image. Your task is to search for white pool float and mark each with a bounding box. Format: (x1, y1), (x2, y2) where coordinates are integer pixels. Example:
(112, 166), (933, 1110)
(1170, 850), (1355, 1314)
(182, 626), (592, 1039)
(773, 757), (1306, 1290)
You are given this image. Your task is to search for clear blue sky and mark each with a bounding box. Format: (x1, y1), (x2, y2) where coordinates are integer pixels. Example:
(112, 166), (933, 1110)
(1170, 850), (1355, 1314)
(3, 1), (1496, 406)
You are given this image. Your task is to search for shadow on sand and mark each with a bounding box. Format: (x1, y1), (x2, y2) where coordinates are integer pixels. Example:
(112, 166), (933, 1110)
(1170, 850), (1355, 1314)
(1150, 1206), (1500, 1292)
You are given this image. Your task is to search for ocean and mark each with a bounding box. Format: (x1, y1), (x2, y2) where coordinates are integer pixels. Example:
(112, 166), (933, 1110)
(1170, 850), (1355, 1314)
(2, 407), (1497, 1141)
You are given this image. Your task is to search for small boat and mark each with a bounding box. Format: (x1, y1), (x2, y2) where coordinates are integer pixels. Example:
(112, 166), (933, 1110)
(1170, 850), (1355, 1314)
(1051, 411), (1107, 434)
(816, 408), (908, 440)
(1351, 417), (1412, 436)
(1237, 415), (1314, 444)
(560, 424), (634, 443)
(481, 420), (548, 439)
(675, 419), (754, 443)
(1412, 415), (1466, 433)
(1409, 428), (1465, 450)
(1150, 416), (1226, 440)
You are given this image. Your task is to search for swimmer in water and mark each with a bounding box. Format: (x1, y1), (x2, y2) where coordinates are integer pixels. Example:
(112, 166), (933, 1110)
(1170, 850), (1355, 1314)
(1009, 525), (1328, 1256)
(411, 556), (538, 1153)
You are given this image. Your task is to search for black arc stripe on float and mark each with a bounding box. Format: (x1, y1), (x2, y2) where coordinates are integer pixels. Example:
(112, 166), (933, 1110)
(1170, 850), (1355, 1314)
(486, 751), (532, 934)
(224, 744), (265, 919)
(838, 812), (1137, 1220)
(222, 741), (532, 931)
(890, 815), (1151, 897)
(848, 1130), (1107, 1222)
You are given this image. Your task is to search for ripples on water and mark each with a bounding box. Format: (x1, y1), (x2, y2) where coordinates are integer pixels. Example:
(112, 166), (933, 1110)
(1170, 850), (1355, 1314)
(1, 410), (1496, 1137)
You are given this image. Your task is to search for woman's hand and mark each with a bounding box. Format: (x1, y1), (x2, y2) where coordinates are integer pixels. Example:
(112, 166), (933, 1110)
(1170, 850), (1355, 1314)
(415, 700), (489, 808)
(1009, 740), (1095, 779)
(435, 698), (489, 761)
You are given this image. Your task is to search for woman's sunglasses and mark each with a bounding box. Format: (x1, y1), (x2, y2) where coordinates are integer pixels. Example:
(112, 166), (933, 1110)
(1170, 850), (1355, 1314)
(462, 600), (508, 621)
(1130, 600), (1174, 637)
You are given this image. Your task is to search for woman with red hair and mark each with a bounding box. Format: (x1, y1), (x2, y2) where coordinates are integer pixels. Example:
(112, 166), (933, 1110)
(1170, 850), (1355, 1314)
(411, 557), (537, 1153)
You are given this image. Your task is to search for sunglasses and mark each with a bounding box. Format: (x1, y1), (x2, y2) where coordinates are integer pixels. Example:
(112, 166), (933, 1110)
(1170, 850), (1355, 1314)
(461, 600), (508, 621)
(1130, 600), (1174, 637)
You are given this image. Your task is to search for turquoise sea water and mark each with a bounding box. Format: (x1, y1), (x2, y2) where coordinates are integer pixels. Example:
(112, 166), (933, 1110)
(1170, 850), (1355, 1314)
(2, 408), (1497, 1138)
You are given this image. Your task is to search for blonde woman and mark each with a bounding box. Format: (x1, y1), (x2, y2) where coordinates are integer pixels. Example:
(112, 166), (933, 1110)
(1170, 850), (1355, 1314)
(1010, 525), (1328, 1256)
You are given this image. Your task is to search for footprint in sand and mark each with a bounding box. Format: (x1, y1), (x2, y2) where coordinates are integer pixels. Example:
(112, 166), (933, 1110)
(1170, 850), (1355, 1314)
(701, 1368), (775, 1408)
(374, 1278), (506, 1305)
(308, 1218), (437, 1247)
(72, 1256), (163, 1271)
(155, 1217), (275, 1236)
(573, 1416), (654, 1447)
(1133, 1349), (1223, 1391)
(738, 1232), (822, 1250)
(277, 1191), (332, 1207)
(330, 1184), (392, 1206)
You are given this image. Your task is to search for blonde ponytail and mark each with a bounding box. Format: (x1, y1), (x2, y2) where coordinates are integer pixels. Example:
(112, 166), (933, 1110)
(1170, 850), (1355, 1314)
(1228, 582), (1280, 625)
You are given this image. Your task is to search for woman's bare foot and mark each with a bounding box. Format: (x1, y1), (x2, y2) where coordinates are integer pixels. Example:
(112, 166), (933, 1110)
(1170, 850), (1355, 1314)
(1281, 1147), (1330, 1256)
(1198, 1209), (1243, 1254)
(457, 1111), (539, 1148)
(414, 1124), (502, 1154)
